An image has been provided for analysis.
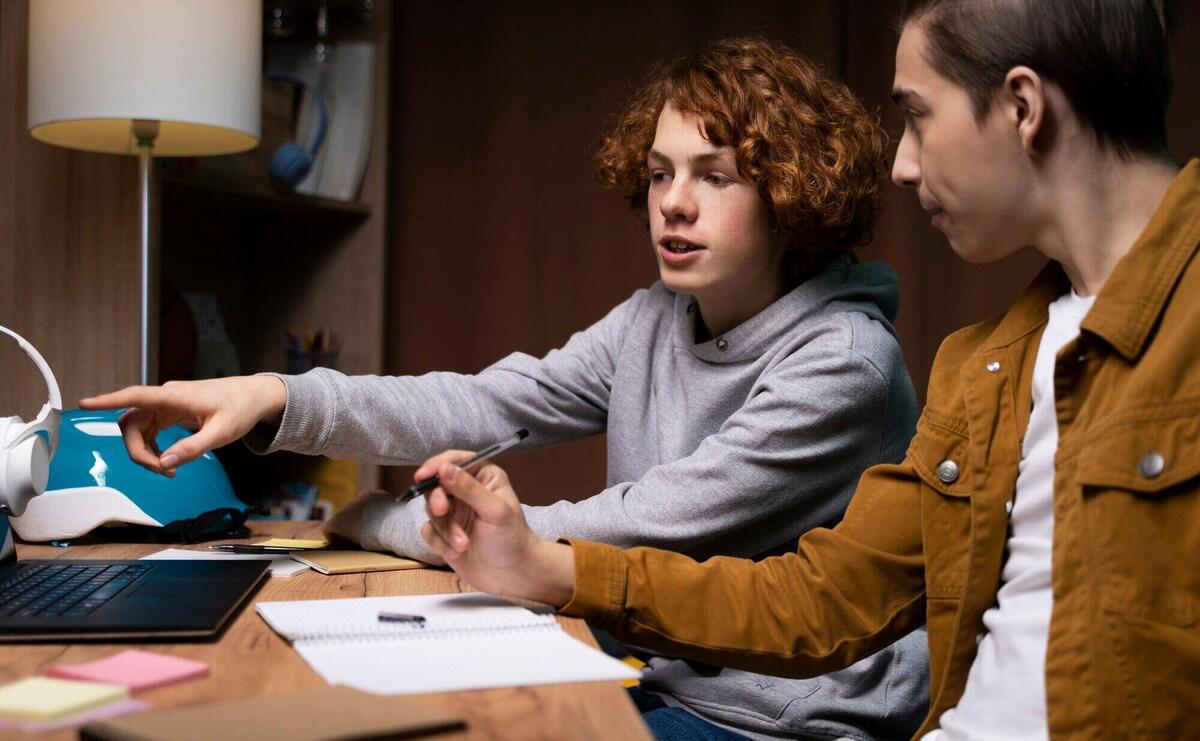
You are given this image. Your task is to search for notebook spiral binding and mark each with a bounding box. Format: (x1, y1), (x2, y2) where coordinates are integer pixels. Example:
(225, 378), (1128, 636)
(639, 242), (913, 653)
(296, 615), (561, 645)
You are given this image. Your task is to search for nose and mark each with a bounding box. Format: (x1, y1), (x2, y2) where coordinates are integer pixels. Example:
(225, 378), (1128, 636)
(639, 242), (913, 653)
(891, 129), (921, 189)
(659, 178), (698, 223)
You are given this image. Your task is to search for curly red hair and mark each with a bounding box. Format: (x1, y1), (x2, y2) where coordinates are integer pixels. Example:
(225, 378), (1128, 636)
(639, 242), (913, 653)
(597, 37), (888, 281)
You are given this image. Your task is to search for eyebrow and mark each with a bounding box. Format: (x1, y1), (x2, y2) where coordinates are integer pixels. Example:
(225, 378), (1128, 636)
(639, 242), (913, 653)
(647, 149), (734, 166)
(891, 87), (922, 106)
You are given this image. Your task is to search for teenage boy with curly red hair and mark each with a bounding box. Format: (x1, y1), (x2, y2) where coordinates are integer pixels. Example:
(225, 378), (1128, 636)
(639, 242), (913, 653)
(412, 1), (1198, 738)
(87, 37), (929, 739)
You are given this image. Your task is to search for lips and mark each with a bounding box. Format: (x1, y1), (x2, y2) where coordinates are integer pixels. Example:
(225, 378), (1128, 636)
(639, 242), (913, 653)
(659, 236), (705, 253)
(663, 242), (699, 254)
(657, 236), (706, 266)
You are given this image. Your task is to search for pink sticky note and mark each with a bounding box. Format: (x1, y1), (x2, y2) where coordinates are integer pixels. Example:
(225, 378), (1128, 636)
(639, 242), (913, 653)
(46, 649), (209, 691)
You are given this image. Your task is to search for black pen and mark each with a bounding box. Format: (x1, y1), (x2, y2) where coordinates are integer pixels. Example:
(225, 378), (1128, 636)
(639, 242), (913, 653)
(378, 612), (426, 626)
(209, 544), (308, 554)
(397, 429), (529, 502)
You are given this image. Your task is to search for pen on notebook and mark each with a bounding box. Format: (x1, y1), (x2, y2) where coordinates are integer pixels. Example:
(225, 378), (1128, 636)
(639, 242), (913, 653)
(378, 612), (426, 626)
(397, 429), (529, 502)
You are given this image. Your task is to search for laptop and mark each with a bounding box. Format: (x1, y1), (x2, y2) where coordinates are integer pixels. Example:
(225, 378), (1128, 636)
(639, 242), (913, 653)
(0, 523), (269, 641)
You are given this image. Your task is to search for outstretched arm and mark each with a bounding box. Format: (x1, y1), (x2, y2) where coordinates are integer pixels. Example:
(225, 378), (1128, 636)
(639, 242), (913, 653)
(79, 376), (287, 476)
(420, 450), (927, 680)
(360, 340), (911, 563)
(521, 344), (912, 559)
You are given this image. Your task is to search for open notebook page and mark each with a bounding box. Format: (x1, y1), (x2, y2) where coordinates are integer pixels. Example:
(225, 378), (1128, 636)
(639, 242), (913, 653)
(255, 593), (639, 693)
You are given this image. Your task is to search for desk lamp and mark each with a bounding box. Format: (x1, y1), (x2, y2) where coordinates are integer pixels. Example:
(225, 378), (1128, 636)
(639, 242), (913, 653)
(26, 0), (261, 385)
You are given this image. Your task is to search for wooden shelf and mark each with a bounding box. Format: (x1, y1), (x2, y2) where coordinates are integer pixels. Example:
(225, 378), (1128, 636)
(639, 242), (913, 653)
(153, 0), (390, 495)
(161, 173), (371, 219)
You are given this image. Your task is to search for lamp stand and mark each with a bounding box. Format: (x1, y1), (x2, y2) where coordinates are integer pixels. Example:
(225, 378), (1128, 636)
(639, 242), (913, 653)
(132, 119), (159, 387)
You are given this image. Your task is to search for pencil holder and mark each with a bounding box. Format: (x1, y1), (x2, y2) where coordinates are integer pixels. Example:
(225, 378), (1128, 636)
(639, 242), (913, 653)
(285, 349), (339, 374)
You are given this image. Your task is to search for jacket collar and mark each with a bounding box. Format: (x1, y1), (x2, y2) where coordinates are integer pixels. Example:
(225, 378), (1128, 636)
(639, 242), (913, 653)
(981, 159), (1200, 358)
(1082, 159), (1200, 361)
(980, 262), (1067, 352)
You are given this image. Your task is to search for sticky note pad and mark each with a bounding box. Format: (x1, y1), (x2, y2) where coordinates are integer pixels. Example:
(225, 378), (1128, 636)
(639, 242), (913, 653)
(8, 699), (150, 733)
(0, 676), (128, 721)
(254, 538), (329, 549)
(46, 649), (210, 691)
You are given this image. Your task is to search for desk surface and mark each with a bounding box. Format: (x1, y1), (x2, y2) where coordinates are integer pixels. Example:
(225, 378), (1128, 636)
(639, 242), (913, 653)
(3, 522), (650, 740)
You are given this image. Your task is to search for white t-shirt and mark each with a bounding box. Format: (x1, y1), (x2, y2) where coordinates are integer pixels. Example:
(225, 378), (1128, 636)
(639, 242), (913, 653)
(925, 289), (1096, 740)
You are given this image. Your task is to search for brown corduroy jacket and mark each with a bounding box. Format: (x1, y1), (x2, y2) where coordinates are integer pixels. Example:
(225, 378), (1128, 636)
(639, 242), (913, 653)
(562, 160), (1200, 739)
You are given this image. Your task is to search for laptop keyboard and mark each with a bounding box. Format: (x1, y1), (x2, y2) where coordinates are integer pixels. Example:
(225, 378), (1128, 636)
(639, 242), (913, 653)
(0, 563), (151, 619)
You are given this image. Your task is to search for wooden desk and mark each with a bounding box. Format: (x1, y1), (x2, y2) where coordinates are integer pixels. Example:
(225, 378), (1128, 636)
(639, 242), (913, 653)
(2, 522), (650, 740)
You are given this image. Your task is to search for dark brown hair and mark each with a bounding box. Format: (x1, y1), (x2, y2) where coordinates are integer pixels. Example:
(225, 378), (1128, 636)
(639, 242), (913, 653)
(901, 0), (1177, 156)
(596, 37), (889, 283)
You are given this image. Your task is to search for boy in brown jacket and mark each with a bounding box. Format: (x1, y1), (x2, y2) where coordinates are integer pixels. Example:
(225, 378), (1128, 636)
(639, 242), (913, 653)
(416, 1), (1195, 738)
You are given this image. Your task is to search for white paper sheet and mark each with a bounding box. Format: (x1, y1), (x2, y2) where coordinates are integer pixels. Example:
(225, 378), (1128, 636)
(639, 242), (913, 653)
(141, 548), (310, 577)
(297, 630), (639, 694)
(256, 593), (639, 694)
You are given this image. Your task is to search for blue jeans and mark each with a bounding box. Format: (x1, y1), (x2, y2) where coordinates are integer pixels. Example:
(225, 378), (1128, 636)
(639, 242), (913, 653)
(628, 688), (751, 741)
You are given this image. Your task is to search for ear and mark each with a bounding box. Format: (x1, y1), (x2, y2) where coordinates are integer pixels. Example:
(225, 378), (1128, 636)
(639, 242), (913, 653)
(1001, 65), (1045, 154)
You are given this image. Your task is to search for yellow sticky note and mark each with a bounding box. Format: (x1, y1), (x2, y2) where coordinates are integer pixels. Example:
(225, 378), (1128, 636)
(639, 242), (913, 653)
(0, 676), (129, 721)
(253, 538), (329, 549)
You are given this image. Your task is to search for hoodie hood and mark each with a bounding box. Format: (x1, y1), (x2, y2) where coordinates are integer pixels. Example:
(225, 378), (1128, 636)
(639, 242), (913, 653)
(675, 255), (902, 363)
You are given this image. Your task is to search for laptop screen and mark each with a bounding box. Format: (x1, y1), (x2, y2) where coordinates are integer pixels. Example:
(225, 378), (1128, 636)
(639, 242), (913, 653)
(1, 515), (13, 562)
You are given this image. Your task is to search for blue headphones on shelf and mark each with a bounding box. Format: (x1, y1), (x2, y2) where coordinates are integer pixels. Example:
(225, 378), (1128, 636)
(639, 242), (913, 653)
(265, 72), (329, 191)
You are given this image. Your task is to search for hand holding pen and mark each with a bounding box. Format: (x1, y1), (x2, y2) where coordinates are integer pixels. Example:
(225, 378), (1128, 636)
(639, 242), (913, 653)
(414, 448), (576, 608)
(397, 429), (529, 502)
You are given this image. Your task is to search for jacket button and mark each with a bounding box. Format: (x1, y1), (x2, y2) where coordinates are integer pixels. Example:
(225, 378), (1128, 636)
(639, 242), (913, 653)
(1005, 499), (1014, 515)
(937, 460), (960, 484)
(715, 338), (729, 351)
(986, 361), (1001, 373)
(1139, 452), (1165, 479)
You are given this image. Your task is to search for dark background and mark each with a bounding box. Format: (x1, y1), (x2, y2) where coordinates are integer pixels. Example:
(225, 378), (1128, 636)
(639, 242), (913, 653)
(382, 0), (1200, 500)
(2, 1), (1195, 506)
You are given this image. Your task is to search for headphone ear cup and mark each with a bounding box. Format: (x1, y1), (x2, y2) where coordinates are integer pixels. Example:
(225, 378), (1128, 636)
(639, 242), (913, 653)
(2, 433), (49, 517)
(269, 142), (314, 191)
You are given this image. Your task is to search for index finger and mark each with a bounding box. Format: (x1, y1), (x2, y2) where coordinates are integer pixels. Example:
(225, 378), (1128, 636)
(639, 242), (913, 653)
(116, 408), (168, 474)
(415, 449), (477, 481)
(80, 385), (173, 412)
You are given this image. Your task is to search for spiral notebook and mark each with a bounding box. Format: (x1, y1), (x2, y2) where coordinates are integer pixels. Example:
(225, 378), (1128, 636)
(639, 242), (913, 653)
(255, 593), (639, 694)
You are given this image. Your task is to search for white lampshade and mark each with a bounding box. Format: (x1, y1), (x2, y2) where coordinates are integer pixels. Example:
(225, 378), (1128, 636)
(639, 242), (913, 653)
(28, 0), (261, 157)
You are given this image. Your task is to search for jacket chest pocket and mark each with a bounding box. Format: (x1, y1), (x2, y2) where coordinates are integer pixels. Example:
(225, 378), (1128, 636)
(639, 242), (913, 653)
(1075, 412), (1200, 736)
(1077, 413), (1200, 628)
(911, 410), (973, 599)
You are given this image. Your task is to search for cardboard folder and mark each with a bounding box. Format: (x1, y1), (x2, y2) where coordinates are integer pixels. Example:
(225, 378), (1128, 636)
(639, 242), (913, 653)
(290, 550), (425, 575)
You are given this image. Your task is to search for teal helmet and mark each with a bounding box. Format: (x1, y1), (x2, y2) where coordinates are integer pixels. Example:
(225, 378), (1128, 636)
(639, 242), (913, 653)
(9, 409), (248, 542)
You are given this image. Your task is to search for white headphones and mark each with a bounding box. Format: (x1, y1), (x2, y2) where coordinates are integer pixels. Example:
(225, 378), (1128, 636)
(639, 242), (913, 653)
(0, 326), (62, 517)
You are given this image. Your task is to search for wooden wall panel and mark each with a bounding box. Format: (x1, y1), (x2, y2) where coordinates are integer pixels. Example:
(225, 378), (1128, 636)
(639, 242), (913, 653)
(383, 0), (844, 503)
(1166, 2), (1200, 162)
(843, 0), (1200, 399)
(384, 1), (1200, 504)
(0, 0), (142, 421)
(841, 1), (1046, 401)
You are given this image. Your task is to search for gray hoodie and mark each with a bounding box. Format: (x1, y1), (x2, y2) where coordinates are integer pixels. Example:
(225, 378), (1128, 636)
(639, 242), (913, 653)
(256, 256), (928, 740)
